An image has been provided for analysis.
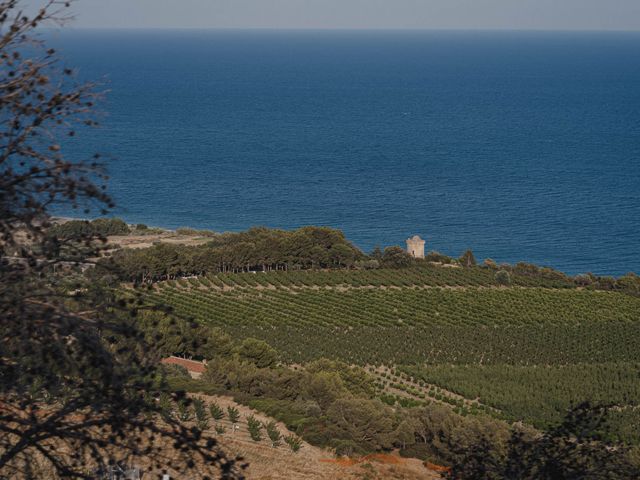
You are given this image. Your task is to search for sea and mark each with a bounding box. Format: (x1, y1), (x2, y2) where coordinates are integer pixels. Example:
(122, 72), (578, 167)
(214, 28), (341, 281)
(45, 29), (640, 276)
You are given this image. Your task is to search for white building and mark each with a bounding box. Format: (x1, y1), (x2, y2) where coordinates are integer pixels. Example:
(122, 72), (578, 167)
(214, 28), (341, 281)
(406, 235), (425, 259)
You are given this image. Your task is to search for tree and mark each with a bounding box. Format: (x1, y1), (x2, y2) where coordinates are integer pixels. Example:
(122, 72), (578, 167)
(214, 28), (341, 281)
(199, 326), (234, 359)
(303, 371), (348, 410)
(459, 249), (477, 268)
(306, 359), (376, 397)
(394, 418), (419, 451)
(237, 338), (279, 368)
(448, 403), (640, 480)
(329, 243), (358, 268)
(138, 310), (200, 358)
(0, 2), (241, 477)
(158, 392), (174, 420)
(325, 398), (395, 451)
(381, 246), (413, 268)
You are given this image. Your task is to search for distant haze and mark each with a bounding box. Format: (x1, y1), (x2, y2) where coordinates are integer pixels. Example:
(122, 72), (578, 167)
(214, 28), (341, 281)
(55, 0), (640, 30)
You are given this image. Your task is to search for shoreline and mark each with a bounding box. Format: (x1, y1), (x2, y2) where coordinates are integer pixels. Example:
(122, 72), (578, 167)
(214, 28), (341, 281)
(52, 215), (639, 279)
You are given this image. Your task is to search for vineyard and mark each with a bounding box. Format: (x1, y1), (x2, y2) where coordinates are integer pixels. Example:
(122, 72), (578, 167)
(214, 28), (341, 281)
(147, 281), (640, 365)
(399, 362), (640, 443)
(143, 269), (640, 440)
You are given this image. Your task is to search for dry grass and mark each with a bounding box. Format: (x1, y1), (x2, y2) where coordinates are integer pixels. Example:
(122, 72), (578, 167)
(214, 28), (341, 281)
(192, 394), (443, 480)
(107, 231), (212, 250)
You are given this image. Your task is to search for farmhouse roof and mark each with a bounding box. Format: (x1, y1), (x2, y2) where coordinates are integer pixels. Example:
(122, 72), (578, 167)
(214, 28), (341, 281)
(161, 356), (206, 374)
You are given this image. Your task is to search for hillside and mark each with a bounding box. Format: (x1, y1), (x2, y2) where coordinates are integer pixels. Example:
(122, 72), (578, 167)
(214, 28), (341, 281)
(191, 394), (442, 480)
(52, 218), (640, 471)
(144, 266), (640, 445)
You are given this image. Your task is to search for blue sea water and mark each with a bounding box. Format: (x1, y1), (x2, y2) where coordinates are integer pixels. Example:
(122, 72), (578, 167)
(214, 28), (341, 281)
(47, 30), (640, 276)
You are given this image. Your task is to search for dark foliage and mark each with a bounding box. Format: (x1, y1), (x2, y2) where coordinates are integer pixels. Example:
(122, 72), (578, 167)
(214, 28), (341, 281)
(0, 2), (243, 477)
(448, 403), (640, 480)
(99, 225), (364, 283)
(49, 217), (130, 239)
(380, 246), (413, 268)
(458, 249), (476, 268)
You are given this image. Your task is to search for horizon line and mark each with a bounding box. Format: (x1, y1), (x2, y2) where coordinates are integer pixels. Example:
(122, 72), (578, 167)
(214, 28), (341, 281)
(56, 26), (640, 33)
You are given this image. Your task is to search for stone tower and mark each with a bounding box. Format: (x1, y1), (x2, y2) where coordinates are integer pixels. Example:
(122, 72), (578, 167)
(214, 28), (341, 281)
(406, 235), (425, 259)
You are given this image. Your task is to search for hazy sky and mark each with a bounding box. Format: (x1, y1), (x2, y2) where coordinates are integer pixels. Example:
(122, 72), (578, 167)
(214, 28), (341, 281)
(56, 0), (640, 30)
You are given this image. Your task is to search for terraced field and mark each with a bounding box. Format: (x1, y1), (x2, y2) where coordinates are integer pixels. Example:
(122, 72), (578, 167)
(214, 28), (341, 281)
(144, 268), (640, 440)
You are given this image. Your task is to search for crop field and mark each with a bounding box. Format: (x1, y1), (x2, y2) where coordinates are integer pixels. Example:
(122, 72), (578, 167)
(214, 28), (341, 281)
(145, 270), (640, 439)
(399, 362), (640, 443)
(147, 283), (640, 365)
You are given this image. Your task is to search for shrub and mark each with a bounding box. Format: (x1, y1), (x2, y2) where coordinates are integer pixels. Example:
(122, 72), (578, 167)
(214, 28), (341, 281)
(209, 402), (225, 421)
(158, 392), (173, 420)
(514, 262), (541, 276)
(193, 398), (208, 430)
(215, 424), (226, 435)
(49, 217), (130, 239)
(265, 420), (282, 447)
(425, 251), (455, 264)
(160, 363), (190, 378)
(247, 415), (263, 442)
(332, 439), (362, 457)
(616, 273), (640, 296)
(355, 259), (380, 270)
(176, 227), (199, 235)
(483, 258), (497, 269)
(574, 273), (594, 287)
(90, 218), (130, 236)
(227, 406), (240, 424)
(381, 246), (413, 268)
(176, 227), (216, 237)
(284, 434), (303, 453)
(495, 270), (511, 286)
(177, 399), (192, 422)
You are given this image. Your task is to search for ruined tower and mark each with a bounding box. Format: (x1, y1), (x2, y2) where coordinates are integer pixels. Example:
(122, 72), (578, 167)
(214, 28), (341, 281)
(406, 235), (425, 259)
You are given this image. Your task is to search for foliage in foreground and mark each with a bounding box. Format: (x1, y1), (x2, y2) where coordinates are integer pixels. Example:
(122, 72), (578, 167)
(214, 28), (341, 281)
(49, 217), (130, 238)
(0, 2), (242, 477)
(447, 403), (640, 480)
